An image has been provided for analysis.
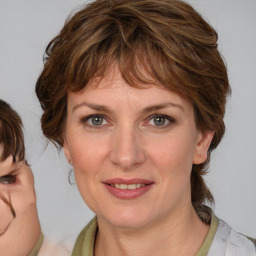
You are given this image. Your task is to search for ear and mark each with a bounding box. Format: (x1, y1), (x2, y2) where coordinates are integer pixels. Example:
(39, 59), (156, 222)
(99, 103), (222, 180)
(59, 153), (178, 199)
(193, 130), (214, 165)
(63, 140), (71, 165)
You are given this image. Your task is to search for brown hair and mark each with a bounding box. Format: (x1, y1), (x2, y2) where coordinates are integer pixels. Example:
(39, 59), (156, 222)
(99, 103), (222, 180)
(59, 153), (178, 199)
(36, 0), (231, 210)
(0, 99), (24, 219)
(0, 99), (25, 162)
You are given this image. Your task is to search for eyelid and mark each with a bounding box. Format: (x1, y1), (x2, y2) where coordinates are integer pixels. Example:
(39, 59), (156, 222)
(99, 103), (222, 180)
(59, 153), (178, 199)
(0, 167), (19, 183)
(0, 168), (18, 176)
(81, 113), (105, 120)
(145, 114), (176, 127)
(0, 174), (17, 184)
(79, 113), (176, 129)
(81, 114), (111, 127)
(150, 114), (175, 121)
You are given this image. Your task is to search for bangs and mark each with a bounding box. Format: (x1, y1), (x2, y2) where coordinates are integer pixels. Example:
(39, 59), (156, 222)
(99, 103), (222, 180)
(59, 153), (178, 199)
(0, 100), (25, 163)
(67, 44), (174, 91)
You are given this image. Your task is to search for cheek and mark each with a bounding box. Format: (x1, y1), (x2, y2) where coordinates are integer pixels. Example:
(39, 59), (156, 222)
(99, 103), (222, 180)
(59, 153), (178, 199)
(0, 199), (13, 234)
(147, 136), (197, 210)
(68, 136), (112, 211)
(70, 139), (106, 194)
(148, 134), (196, 175)
(0, 186), (36, 235)
(10, 188), (36, 217)
(71, 145), (105, 174)
(68, 134), (109, 172)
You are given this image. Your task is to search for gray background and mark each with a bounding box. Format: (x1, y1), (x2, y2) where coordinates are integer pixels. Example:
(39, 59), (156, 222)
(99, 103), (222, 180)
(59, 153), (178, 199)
(0, 0), (256, 243)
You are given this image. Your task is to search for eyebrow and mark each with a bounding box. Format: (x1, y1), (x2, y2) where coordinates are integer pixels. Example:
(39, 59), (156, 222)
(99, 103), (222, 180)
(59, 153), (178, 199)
(72, 102), (114, 114)
(141, 103), (184, 114)
(0, 168), (17, 178)
(72, 102), (184, 114)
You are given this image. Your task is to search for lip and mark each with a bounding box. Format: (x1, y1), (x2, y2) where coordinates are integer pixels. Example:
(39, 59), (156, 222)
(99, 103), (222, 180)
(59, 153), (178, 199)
(103, 178), (154, 185)
(102, 178), (154, 200)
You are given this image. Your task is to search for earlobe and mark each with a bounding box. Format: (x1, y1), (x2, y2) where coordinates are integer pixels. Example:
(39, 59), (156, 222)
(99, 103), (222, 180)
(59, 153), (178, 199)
(193, 130), (214, 165)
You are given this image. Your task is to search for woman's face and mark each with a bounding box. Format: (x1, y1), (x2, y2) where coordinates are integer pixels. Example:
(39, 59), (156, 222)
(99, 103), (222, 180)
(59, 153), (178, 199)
(64, 67), (213, 229)
(0, 145), (41, 256)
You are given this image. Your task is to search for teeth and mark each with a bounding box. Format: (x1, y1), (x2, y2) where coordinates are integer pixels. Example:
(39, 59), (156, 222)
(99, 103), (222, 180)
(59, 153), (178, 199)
(113, 184), (146, 189)
(120, 184), (127, 189)
(128, 184), (136, 189)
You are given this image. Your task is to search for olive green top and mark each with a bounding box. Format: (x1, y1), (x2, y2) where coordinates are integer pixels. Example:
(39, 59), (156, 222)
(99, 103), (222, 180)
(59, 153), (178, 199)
(196, 213), (219, 255)
(71, 213), (219, 256)
(27, 233), (44, 256)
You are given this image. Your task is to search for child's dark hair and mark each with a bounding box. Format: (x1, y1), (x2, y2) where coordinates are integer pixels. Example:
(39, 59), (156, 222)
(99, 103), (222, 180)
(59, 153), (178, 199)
(0, 99), (25, 219)
(0, 99), (25, 162)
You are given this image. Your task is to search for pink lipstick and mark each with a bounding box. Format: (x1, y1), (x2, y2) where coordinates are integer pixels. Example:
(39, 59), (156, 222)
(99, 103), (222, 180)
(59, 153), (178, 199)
(102, 178), (154, 199)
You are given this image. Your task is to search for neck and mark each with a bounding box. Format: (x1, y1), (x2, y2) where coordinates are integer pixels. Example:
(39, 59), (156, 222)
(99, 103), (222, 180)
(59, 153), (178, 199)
(94, 203), (209, 256)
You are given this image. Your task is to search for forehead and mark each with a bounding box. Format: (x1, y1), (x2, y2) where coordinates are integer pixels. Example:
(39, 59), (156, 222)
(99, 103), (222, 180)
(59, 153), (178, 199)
(0, 144), (16, 170)
(0, 154), (15, 171)
(84, 64), (160, 90)
(68, 66), (191, 111)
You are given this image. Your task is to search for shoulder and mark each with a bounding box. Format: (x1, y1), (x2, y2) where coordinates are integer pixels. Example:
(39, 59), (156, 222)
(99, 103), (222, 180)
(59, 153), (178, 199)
(226, 222), (256, 255)
(210, 217), (256, 256)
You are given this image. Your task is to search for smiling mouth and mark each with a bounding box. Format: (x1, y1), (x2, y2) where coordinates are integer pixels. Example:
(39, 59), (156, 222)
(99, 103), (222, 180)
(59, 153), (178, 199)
(103, 180), (153, 199)
(109, 183), (146, 189)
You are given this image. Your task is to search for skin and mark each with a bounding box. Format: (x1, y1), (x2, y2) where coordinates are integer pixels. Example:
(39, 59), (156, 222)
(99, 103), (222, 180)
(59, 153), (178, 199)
(0, 145), (41, 256)
(63, 66), (214, 256)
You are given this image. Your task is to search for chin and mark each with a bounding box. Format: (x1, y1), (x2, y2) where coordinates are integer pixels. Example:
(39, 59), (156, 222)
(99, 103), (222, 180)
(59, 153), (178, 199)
(99, 207), (155, 230)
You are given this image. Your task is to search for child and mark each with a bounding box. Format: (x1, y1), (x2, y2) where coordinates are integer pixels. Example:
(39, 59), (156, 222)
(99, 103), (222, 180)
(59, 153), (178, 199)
(0, 99), (70, 256)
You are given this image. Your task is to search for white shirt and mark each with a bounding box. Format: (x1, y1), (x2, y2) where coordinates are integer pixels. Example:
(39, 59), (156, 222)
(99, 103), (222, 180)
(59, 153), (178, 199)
(37, 239), (71, 256)
(208, 219), (256, 256)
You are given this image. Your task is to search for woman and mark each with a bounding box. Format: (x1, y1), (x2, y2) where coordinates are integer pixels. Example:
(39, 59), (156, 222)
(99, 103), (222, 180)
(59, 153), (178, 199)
(0, 99), (70, 256)
(35, 0), (256, 255)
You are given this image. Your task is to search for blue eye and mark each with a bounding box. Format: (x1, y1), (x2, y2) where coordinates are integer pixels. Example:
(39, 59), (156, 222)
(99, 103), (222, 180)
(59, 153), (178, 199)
(0, 175), (16, 184)
(153, 116), (167, 126)
(148, 115), (175, 127)
(82, 115), (107, 126)
(90, 116), (104, 125)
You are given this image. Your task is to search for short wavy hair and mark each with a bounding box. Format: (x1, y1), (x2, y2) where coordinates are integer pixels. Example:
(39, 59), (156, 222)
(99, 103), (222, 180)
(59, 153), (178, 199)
(36, 0), (231, 210)
(0, 99), (25, 162)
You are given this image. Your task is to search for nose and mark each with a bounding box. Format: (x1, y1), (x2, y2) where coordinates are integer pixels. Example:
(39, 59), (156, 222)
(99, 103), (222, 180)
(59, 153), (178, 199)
(109, 124), (146, 170)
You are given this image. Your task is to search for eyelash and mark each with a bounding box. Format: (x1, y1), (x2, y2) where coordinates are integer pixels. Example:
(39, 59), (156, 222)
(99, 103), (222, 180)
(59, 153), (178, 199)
(146, 114), (176, 128)
(80, 114), (175, 128)
(0, 175), (17, 185)
(81, 114), (108, 127)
